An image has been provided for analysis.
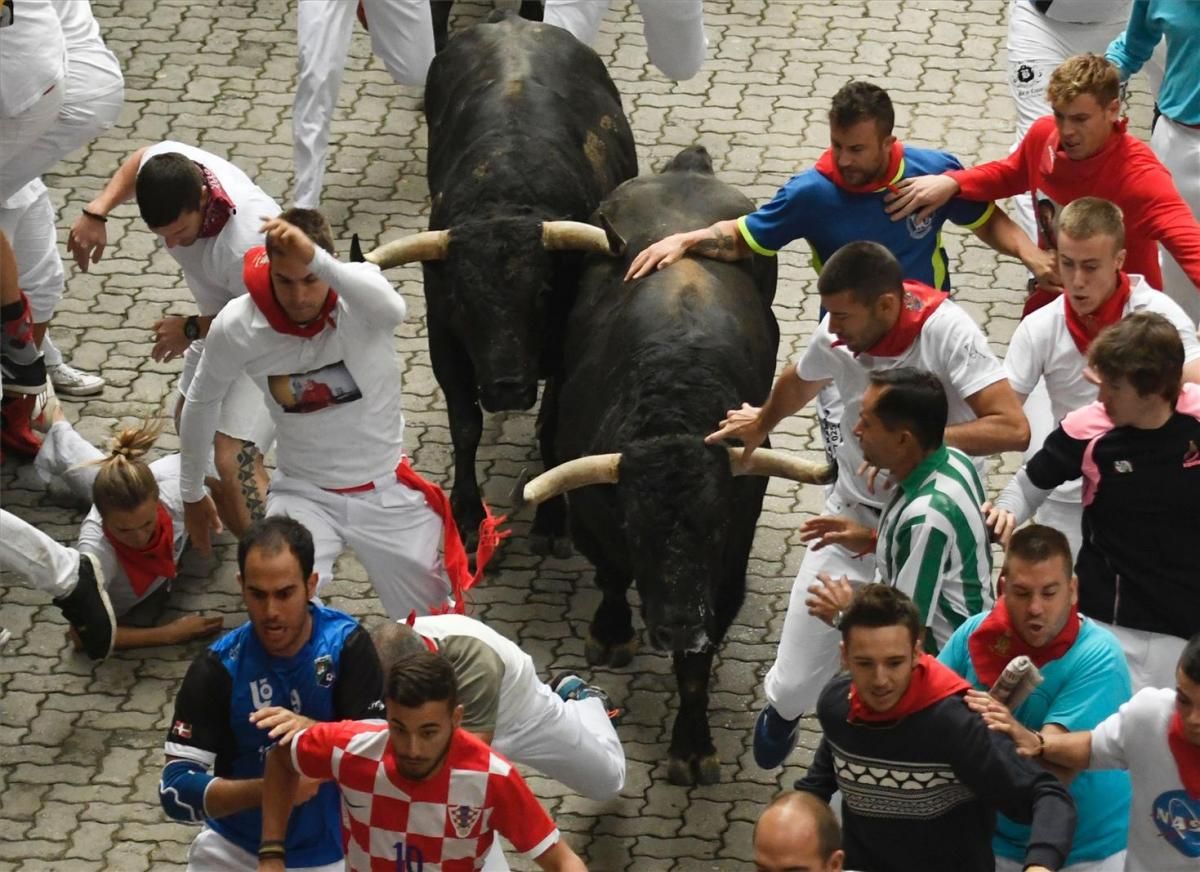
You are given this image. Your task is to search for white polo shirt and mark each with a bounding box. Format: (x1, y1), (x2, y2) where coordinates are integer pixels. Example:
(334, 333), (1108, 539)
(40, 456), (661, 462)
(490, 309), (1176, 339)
(797, 300), (1008, 510)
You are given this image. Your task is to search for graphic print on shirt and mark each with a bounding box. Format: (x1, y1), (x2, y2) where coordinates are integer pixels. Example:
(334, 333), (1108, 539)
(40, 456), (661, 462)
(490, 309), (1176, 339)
(1184, 441), (1200, 469)
(1152, 790), (1200, 858)
(1034, 194), (1064, 250)
(907, 213), (934, 240)
(267, 361), (362, 414)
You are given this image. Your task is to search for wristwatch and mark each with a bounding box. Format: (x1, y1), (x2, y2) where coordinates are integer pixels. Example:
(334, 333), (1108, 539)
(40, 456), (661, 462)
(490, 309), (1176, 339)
(183, 315), (201, 342)
(831, 609), (845, 630)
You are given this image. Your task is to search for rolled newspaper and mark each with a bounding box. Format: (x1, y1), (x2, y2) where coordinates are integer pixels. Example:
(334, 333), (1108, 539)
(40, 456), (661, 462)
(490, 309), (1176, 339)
(989, 655), (1044, 711)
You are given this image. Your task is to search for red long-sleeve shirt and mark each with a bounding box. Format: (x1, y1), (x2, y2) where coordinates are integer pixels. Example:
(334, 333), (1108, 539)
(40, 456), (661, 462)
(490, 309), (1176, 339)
(946, 116), (1200, 297)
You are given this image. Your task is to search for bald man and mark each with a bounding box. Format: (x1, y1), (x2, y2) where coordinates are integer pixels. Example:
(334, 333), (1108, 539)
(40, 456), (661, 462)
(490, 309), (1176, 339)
(754, 792), (849, 872)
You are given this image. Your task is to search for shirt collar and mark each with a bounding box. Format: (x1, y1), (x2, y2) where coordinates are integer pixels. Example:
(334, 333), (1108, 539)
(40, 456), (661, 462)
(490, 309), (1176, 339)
(899, 444), (949, 494)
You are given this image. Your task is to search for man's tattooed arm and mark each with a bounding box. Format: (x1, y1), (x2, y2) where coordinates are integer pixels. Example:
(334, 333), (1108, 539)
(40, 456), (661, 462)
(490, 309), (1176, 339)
(692, 222), (751, 262)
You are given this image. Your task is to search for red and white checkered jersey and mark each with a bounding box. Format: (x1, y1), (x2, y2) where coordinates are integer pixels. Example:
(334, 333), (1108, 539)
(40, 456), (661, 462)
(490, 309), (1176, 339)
(292, 720), (559, 871)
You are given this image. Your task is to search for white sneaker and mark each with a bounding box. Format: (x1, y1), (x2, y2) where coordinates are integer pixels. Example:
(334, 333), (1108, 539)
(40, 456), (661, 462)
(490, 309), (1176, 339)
(47, 362), (105, 397)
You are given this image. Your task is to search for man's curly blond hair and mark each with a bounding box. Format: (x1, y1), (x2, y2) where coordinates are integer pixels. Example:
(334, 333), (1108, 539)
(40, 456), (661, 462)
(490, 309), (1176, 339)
(1047, 54), (1120, 108)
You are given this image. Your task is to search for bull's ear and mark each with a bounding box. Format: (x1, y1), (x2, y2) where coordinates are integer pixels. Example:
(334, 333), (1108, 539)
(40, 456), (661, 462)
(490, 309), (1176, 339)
(349, 233), (365, 263)
(598, 213), (626, 257)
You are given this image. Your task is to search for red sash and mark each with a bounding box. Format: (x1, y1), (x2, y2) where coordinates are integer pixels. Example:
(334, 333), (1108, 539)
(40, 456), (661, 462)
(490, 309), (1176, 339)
(859, 280), (947, 357)
(966, 596), (1081, 688)
(1168, 710), (1200, 800)
(105, 503), (176, 598)
(848, 654), (972, 723)
(393, 459), (510, 618)
(815, 139), (904, 194)
(243, 246), (338, 338)
(194, 163), (236, 239)
(1063, 271), (1131, 354)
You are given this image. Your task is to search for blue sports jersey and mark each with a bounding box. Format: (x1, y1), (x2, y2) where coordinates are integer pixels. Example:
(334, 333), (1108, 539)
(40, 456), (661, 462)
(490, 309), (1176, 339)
(939, 612), (1133, 864)
(165, 604), (382, 867)
(738, 145), (994, 290)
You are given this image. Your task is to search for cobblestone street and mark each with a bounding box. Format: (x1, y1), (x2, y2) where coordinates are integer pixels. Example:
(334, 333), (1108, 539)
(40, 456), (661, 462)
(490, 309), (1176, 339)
(0, 1), (1159, 869)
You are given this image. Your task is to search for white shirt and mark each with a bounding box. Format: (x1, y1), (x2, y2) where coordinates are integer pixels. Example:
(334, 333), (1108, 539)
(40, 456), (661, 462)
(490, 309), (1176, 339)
(413, 614), (540, 732)
(1091, 687), (1200, 871)
(138, 141), (280, 316)
(0, 0), (64, 118)
(53, 0), (122, 100)
(797, 300), (1008, 509)
(179, 247), (408, 501)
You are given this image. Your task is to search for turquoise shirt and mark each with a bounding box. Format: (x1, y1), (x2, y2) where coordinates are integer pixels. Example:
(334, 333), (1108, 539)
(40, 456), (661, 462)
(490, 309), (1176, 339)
(1107, 0), (1200, 125)
(939, 612), (1133, 863)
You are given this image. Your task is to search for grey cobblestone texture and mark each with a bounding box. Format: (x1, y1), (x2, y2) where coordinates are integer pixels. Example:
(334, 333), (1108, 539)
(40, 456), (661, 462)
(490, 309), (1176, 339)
(0, 1), (1158, 869)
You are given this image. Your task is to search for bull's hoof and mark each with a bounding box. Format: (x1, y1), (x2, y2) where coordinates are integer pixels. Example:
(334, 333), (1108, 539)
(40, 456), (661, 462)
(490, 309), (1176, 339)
(696, 754), (721, 785)
(666, 756), (694, 786)
(584, 635), (637, 667)
(529, 533), (572, 559)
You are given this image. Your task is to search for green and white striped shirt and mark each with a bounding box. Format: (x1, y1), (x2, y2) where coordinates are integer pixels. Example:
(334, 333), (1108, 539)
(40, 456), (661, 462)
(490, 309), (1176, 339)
(876, 445), (994, 653)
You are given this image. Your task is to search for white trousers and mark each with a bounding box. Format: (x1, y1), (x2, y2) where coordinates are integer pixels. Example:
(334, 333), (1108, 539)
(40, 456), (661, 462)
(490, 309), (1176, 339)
(0, 508), (78, 599)
(1004, 0), (1130, 239)
(0, 84), (124, 202)
(293, 0), (435, 208)
(0, 183), (63, 322)
(1095, 620), (1186, 694)
(996, 849), (1126, 872)
(494, 682), (626, 801)
(266, 468), (452, 620)
(0, 78), (64, 202)
(764, 490), (880, 721)
(186, 826), (343, 872)
(542, 0), (707, 81)
(1152, 117), (1200, 327)
(1022, 381), (1084, 562)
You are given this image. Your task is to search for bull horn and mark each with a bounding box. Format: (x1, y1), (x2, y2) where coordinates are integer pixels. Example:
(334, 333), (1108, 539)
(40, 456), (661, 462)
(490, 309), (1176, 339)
(727, 447), (834, 484)
(364, 230), (450, 268)
(517, 453), (622, 508)
(541, 220), (624, 256)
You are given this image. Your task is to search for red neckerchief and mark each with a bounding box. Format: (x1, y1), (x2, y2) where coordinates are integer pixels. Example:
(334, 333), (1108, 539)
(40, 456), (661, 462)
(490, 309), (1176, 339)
(966, 596), (1081, 688)
(105, 503), (176, 598)
(243, 246), (339, 338)
(395, 459), (511, 616)
(833, 280), (947, 357)
(848, 654), (972, 723)
(1063, 271), (1132, 354)
(815, 139), (905, 194)
(194, 163), (236, 239)
(1168, 710), (1200, 800)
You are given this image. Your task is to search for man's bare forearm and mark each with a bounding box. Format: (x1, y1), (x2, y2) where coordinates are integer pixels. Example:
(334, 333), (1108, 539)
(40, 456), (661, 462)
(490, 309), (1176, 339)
(761, 366), (828, 434)
(260, 746), (298, 843)
(203, 776), (264, 819)
(691, 219), (751, 261)
(86, 147), (148, 216)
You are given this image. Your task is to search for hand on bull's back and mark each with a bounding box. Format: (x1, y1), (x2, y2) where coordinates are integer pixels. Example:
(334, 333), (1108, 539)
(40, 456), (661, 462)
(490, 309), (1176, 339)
(624, 232), (692, 281)
(704, 403), (768, 455)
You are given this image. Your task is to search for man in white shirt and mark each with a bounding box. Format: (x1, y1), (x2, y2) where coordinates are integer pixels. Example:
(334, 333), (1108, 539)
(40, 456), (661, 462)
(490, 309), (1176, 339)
(179, 210), (455, 620)
(66, 140), (279, 535)
(372, 614), (625, 802)
(983, 631), (1200, 872)
(1003, 196), (1200, 559)
(704, 240), (1030, 770)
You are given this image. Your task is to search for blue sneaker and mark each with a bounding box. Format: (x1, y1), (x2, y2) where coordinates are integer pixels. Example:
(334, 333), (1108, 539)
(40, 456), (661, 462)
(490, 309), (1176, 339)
(550, 673), (624, 725)
(753, 704), (799, 769)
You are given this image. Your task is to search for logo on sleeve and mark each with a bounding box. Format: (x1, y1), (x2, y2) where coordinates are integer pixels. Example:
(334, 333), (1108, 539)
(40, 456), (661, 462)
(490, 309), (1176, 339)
(171, 720), (193, 739)
(1153, 790), (1200, 857)
(1113, 459), (1133, 474)
(314, 654), (335, 688)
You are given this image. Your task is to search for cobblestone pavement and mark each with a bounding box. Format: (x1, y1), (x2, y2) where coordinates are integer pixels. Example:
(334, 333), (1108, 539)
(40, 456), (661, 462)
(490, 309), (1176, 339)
(0, 1), (1158, 869)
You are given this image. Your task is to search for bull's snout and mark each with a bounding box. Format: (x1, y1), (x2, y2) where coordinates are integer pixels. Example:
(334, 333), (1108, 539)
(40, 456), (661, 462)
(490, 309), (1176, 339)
(478, 379), (538, 413)
(649, 621), (709, 653)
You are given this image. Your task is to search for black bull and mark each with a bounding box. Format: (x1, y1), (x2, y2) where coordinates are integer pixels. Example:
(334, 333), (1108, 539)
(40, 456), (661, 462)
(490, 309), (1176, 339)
(356, 13), (637, 553)
(518, 146), (831, 784)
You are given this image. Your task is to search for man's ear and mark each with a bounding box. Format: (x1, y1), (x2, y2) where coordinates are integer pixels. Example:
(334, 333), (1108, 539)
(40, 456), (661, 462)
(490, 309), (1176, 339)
(913, 631), (925, 660)
(1113, 247), (1127, 272)
(306, 572), (319, 599)
(451, 703), (464, 731)
(996, 574), (1006, 597)
(1069, 574), (1079, 606)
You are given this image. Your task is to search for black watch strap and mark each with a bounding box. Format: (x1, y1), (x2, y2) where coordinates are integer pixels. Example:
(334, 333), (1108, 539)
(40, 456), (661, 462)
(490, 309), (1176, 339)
(183, 315), (201, 341)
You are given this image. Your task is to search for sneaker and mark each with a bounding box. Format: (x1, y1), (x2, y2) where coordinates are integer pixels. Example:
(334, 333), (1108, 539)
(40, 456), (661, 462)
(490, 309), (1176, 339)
(52, 553), (116, 661)
(0, 351), (47, 395)
(1, 394), (43, 457)
(753, 704), (800, 769)
(47, 362), (105, 397)
(550, 673), (624, 724)
(30, 380), (61, 434)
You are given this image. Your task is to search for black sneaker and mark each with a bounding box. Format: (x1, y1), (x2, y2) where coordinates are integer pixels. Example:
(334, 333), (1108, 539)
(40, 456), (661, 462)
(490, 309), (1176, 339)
(550, 672), (624, 725)
(0, 351), (47, 395)
(53, 553), (116, 661)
